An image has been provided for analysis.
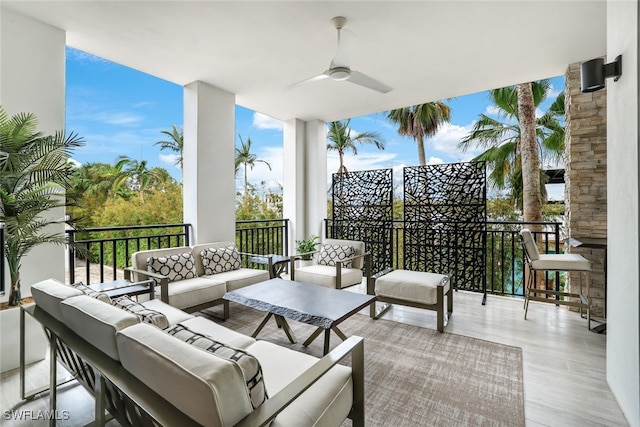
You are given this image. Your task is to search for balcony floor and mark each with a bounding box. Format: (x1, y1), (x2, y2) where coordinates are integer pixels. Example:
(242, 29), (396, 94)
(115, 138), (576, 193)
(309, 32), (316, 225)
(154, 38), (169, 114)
(1, 287), (629, 426)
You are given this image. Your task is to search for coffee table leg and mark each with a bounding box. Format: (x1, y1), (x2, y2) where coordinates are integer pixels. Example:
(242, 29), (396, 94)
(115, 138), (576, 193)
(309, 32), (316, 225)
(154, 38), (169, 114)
(332, 326), (347, 341)
(303, 327), (324, 348)
(275, 315), (297, 343)
(324, 330), (331, 355)
(252, 313), (274, 338)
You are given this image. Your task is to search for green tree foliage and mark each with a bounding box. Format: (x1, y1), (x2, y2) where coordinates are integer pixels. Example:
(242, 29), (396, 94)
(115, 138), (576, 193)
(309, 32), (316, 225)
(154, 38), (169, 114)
(387, 102), (451, 166)
(326, 119), (385, 174)
(459, 80), (565, 211)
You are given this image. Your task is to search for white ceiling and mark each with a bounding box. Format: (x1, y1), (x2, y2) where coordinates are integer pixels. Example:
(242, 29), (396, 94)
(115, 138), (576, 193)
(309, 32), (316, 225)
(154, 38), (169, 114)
(4, 1), (606, 122)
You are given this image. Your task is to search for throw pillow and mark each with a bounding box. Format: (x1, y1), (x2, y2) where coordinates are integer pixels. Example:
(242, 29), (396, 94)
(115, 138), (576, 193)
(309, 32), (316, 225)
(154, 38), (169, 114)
(112, 295), (170, 330)
(165, 323), (267, 409)
(201, 246), (241, 275)
(317, 244), (356, 268)
(69, 281), (112, 304)
(146, 253), (197, 285)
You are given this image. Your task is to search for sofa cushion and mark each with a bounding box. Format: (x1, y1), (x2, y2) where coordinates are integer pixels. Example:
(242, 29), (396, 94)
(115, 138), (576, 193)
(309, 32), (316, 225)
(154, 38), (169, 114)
(31, 279), (84, 322)
(245, 340), (353, 427)
(375, 269), (449, 305)
(69, 281), (112, 304)
(181, 316), (255, 349)
(202, 268), (270, 292)
(141, 299), (194, 325)
(146, 252), (197, 284)
(294, 265), (363, 289)
(317, 244), (356, 268)
(166, 323), (267, 409)
(112, 296), (170, 329)
(117, 323), (254, 427)
(201, 246), (242, 275)
(60, 295), (140, 361)
(164, 277), (226, 310)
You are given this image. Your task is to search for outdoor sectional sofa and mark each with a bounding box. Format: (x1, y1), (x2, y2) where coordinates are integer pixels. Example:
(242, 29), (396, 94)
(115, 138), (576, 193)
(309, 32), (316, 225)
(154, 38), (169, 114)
(25, 278), (365, 426)
(127, 242), (271, 318)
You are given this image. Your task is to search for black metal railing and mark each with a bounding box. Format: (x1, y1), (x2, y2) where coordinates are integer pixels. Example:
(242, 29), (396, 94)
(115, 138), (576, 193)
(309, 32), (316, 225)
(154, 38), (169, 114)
(236, 219), (290, 258)
(326, 219), (562, 298)
(65, 220), (290, 284)
(65, 218), (562, 298)
(66, 224), (191, 284)
(1, 223), (5, 295)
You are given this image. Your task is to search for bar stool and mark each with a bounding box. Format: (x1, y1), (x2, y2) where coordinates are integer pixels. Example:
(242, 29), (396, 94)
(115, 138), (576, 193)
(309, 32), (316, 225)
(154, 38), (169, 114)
(520, 229), (592, 329)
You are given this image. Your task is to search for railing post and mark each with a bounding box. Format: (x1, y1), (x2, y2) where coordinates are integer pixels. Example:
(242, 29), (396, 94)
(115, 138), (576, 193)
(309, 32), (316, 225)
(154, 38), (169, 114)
(67, 228), (75, 284)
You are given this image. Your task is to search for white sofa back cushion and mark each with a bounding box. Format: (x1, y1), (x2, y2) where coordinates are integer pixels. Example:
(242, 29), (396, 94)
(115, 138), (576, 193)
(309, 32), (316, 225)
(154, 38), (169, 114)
(117, 323), (253, 427)
(31, 279), (84, 322)
(60, 295), (140, 360)
(166, 323), (267, 409)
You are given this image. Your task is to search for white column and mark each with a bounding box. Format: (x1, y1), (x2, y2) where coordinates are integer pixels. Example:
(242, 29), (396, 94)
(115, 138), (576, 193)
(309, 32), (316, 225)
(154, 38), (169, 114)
(606, 0), (639, 424)
(183, 81), (236, 244)
(283, 118), (327, 250)
(1, 8), (66, 293)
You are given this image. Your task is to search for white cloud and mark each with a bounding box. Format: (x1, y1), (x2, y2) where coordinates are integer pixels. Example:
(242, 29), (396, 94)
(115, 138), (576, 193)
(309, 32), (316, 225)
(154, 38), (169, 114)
(252, 112), (283, 131)
(97, 112), (144, 126)
(68, 158), (82, 168)
(485, 105), (502, 116)
(426, 156), (444, 165)
(429, 122), (482, 161)
(159, 153), (180, 167)
(235, 146), (284, 192)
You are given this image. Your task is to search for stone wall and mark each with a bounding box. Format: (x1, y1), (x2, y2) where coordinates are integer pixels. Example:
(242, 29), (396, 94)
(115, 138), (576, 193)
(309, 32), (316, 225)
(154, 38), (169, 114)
(564, 61), (607, 319)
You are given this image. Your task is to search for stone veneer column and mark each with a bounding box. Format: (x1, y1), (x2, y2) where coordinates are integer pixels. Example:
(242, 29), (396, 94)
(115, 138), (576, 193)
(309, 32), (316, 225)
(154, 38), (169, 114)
(564, 62), (607, 318)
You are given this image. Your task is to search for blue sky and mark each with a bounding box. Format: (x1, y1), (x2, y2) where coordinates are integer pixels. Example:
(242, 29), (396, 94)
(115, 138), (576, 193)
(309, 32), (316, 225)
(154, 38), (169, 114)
(66, 47), (565, 199)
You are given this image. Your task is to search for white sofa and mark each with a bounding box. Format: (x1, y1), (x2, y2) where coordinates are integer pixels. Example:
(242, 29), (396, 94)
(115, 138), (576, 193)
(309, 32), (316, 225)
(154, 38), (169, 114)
(27, 278), (365, 427)
(128, 242), (270, 317)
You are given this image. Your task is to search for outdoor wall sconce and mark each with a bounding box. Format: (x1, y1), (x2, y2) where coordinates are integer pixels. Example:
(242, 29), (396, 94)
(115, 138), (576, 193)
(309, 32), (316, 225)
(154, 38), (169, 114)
(580, 55), (622, 92)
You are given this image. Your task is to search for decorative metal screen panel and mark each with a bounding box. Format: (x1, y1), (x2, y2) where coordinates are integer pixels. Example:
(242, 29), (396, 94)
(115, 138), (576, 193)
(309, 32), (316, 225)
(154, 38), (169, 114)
(329, 168), (393, 275)
(403, 162), (486, 292)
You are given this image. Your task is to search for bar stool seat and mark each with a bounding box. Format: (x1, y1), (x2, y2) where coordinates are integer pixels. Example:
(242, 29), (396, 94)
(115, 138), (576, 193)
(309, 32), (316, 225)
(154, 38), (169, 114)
(520, 229), (593, 329)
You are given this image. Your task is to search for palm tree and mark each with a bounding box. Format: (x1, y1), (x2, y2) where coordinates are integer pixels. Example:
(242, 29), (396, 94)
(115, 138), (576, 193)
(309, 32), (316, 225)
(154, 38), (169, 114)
(113, 155), (166, 202)
(235, 135), (271, 206)
(154, 125), (183, 175)
(326, 119), (385, 175)
(0, 107), (84, 305)
(387, 102), (451, 166)
(458, 79), (565, 219)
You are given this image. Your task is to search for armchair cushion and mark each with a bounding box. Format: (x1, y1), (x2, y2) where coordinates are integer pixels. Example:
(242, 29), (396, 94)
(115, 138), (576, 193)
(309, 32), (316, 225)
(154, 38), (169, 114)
(200, 246), (241, 275)
(112, 295), (170, 330)
(146, 252), (197, 284)
(166, 323), (268, 409)
(317, 244), (356, 268)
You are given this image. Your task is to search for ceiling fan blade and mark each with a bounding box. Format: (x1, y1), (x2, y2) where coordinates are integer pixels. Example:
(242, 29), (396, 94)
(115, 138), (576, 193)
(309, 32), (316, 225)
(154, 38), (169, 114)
(287, 71), (330, 89)
(347, 71), (393, 94)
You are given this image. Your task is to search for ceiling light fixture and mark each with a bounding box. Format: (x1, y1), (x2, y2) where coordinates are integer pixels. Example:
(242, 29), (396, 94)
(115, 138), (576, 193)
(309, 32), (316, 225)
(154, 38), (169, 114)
(580, 55), (622, 93)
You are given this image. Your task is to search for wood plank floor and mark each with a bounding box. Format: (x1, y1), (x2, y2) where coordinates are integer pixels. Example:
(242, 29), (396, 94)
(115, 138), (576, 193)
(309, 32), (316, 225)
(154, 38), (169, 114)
(1, 288), (629, 426)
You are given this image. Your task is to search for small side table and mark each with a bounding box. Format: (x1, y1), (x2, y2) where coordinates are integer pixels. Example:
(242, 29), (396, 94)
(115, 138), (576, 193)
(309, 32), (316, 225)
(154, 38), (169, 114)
(248, 254), (296, 278)
(88, 278), (155, 299)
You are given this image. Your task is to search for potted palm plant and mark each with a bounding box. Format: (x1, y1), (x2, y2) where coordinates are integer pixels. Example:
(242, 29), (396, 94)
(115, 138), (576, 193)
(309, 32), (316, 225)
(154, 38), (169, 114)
(1, 106), (83, 372)
(295, 235), (319, 266)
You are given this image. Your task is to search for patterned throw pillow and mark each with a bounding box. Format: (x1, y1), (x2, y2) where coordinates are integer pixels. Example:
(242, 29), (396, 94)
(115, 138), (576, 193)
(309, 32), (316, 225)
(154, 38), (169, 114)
(317, 244), (356, 268)
(69, 282), (112, 303)
(201, 246), (241, 275)
(146, 253), (197, 284)
(165, 323), (267, 409)
(112, 295), (170, 329)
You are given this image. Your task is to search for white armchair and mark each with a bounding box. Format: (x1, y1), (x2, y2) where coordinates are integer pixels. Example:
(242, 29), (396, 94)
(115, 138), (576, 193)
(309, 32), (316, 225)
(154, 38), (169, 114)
(290, 238), (371, 289)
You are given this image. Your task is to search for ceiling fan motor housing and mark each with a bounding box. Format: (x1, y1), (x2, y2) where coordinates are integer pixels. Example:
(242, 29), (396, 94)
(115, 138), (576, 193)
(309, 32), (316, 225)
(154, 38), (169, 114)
(330, 66), (350, 81)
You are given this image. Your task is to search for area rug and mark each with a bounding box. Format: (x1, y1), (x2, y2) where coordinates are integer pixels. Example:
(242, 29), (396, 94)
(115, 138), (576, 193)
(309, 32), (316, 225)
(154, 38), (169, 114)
(204, 304), (525, 427)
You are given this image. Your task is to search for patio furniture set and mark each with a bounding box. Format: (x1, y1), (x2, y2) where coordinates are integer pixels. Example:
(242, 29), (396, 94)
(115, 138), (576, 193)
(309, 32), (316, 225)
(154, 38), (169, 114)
(20, 239), (453, 426)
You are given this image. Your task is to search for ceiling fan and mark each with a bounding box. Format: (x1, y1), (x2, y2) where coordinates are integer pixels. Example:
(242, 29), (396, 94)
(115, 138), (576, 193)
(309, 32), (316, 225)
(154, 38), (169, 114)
(289, 16), (393, 94)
